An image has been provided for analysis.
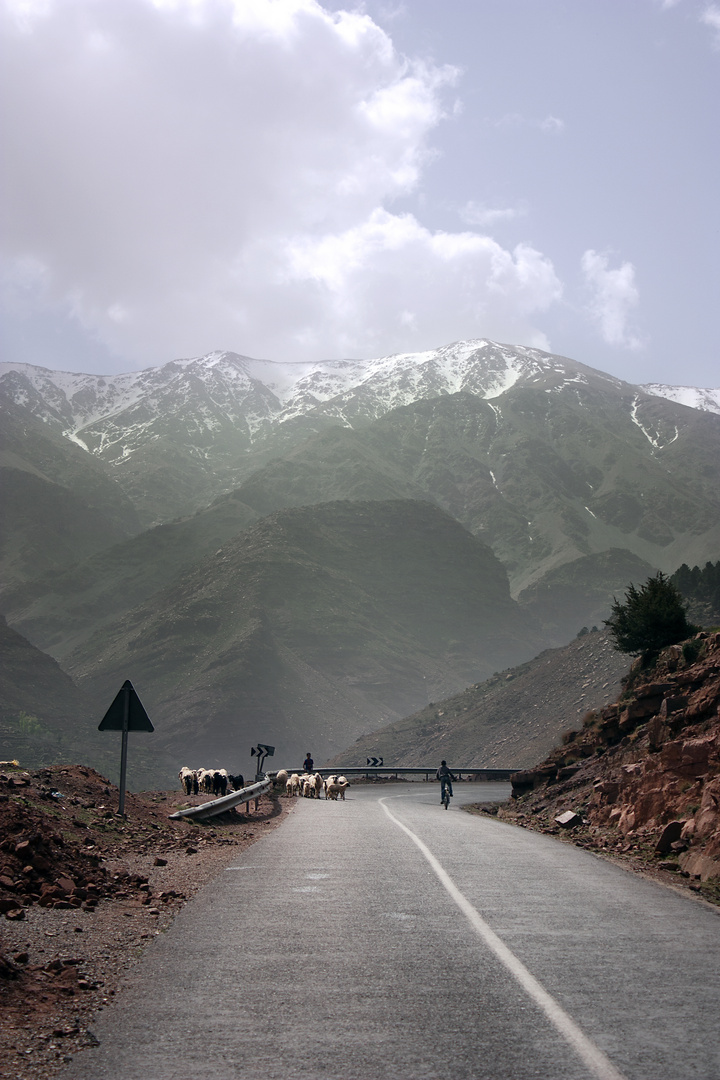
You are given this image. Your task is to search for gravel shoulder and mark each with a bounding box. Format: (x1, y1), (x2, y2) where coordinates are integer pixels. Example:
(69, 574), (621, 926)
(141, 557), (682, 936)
(0, 764), (290, 1080)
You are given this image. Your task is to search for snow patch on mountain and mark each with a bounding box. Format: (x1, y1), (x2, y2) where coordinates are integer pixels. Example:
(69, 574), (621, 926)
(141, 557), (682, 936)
(3, 343), (717, 482)
(641, 383), (720, 416)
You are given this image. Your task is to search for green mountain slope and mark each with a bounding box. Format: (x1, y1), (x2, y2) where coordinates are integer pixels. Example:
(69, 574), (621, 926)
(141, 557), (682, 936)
(65, 500), (543, 783)
(227, 382), (720, 616)
(3, 489), (260, 660)
(332, 628), (629, 770)
(517, 548), (658, 645)
(0, 408), (141, 592)
(0, 615), (94, 766)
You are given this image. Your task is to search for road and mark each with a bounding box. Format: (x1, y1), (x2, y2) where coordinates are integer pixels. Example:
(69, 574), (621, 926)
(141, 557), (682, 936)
(60, 783), (720, 1080)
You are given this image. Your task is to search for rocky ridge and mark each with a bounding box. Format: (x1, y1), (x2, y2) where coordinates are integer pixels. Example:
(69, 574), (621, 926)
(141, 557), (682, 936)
(487, 632), (720, 903)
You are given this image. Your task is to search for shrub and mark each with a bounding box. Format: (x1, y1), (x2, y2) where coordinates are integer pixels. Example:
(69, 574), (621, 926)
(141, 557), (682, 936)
(604, 572), (699, 662)
(681, 639), (704, 665)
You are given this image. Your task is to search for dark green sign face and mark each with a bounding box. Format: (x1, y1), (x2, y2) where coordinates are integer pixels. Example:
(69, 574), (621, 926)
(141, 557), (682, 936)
(98, 680), (154, 732)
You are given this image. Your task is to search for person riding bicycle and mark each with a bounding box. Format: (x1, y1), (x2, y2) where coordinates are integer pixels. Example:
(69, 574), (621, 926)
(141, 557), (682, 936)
(436, 760), (456, 805)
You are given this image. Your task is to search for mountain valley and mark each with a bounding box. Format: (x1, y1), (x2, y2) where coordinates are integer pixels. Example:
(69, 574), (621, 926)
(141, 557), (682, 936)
(1, 340), (718, 785)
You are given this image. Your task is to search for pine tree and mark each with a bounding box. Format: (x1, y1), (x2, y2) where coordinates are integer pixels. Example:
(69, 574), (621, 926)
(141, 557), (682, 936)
(604, 572), (699, 661)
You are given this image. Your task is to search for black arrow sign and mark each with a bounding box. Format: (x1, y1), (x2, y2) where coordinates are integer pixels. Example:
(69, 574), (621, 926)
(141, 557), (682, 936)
(366, 757), (383, 767)
(251, 744), (275, 757)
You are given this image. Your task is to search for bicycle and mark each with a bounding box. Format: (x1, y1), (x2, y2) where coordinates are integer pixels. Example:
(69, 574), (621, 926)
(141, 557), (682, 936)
(441, 783), (452, 809)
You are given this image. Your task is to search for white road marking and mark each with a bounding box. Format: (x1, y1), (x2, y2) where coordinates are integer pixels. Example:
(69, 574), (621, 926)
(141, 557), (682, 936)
(380, 797), (628, 1080)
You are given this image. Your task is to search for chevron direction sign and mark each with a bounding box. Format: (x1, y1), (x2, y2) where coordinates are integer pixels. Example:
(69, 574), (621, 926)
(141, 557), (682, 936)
(251, 744), (275, 758)
(251, 743), (275, 779)
(366, 757), (384, 767)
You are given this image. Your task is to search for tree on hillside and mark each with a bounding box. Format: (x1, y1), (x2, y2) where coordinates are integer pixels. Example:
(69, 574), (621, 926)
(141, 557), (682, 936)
(604, 572), (699, 661)
(671, 560), (720, 621)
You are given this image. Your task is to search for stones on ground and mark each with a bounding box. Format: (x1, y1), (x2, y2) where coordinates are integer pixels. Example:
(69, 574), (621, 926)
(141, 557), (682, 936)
(555, 810), (581, 829)
(654, 820), (685, 853)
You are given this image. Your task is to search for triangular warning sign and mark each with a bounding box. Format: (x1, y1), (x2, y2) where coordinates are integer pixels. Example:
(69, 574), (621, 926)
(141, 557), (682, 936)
(98, 680), (154, 732)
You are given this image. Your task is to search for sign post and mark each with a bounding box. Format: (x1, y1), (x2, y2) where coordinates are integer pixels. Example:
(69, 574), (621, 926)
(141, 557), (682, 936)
(98, 680), (154, 816)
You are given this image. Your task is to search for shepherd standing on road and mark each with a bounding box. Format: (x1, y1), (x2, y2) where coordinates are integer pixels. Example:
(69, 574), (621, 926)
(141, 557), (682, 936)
(436, 760), (455, 804)
(303, 752), (314, 773)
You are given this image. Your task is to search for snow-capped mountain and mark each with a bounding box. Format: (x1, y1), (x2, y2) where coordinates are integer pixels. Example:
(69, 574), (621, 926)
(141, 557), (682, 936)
(641, 383), (720, 416)
(0, 339), (620, 442)
(2, 340), (719, 535)
(7, 340), (718, 451)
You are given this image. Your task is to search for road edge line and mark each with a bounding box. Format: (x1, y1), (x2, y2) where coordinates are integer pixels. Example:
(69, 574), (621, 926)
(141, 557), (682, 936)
(379, 797), (628, 1080)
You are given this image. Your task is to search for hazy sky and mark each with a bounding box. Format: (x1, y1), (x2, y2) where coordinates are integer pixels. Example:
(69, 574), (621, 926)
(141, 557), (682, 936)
(1, 0), (718, 386)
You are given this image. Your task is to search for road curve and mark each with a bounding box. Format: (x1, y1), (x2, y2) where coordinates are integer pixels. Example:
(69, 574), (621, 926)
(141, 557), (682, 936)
(59, 783), (720, 1080)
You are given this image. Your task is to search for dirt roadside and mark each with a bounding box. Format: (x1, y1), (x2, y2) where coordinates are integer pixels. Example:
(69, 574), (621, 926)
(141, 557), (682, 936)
(0, 764), (290, 1080)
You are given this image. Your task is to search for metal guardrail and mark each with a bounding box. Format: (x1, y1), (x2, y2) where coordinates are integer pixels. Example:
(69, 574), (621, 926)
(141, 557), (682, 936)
(276, 767), (517, 782)
(169, 778), (272, 821)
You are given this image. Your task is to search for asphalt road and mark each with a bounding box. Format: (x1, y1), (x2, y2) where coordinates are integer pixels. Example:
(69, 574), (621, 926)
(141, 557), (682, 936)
(60, 783), (720, 1080)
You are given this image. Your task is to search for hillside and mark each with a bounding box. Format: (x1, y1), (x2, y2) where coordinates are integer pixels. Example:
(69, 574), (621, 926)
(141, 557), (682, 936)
(0, 616), (96, 768)
(229, 378), (720, 595)
(1, 490), (260, 660)
(0, 408), (141, 591)
(332, 628), (629, 770)
(517, 548), (657, 645)
(62, 500), (543, 786)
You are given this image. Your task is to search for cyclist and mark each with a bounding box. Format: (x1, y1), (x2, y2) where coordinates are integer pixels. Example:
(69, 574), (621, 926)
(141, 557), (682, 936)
(436, 760), (456, 806)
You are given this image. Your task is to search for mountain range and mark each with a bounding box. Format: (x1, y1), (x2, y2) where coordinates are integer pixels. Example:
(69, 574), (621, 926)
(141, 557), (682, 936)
(3, 341), (718, 585)
(1, 340), (718, 782)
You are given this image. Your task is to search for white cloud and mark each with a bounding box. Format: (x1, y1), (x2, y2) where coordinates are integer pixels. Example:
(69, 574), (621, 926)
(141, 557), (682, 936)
(493, 112), (565, 133)
(273, 208), (563, 356)
(581, 250), (641, 350)
(539, 115), (565, 133)
(0, 0), (564, 365)
(460, 201), (528, 227)
(701, 4), (720, 46)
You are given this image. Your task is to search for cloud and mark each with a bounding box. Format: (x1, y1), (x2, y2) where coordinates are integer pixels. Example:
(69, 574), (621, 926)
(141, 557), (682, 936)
(271, 209), (563, 355)
(460, 201), (528, 227)
(493, 112), (565, 133)
(581, 250), (641, 350)
(701, 4), (720, 46)
(539, 115), (565, 133)
(0, 0), (564, 366)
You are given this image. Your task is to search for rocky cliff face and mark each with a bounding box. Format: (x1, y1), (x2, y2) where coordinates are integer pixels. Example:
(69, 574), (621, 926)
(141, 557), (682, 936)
(500, 632), (720, 898)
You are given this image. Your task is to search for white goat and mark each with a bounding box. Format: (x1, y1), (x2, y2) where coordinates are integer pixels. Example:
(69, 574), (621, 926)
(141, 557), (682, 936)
(288, 773), (301, 797)
(326, 779), (349, 801)
(178, 767), (194, 795)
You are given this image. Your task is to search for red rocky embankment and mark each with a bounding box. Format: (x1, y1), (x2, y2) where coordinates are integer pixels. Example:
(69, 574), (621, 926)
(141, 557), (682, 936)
(485, 632), (720, 903)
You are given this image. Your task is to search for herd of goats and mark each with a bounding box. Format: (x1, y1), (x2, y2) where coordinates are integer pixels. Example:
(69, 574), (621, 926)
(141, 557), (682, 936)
(178, 766), (350, 801)
(275, 769), (350, 800)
